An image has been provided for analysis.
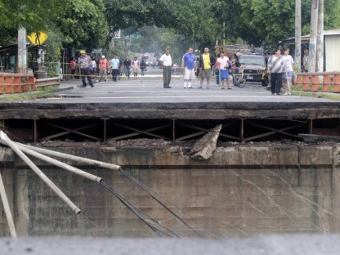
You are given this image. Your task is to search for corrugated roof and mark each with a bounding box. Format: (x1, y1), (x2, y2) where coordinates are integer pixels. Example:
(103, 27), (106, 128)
(282, 28), (340, 42)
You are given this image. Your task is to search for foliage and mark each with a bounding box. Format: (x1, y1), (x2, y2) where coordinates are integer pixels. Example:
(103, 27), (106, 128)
(0, 0), (108, 50)
(238, 0), (340, 46)
(45, 29), (63, 77)
(54, 0), (108, 50)
(1, 0), (340, 62)
(128, 26), (188, 62)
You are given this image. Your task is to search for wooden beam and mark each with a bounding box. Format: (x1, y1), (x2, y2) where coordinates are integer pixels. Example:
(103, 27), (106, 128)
(0, 169), (17, 238)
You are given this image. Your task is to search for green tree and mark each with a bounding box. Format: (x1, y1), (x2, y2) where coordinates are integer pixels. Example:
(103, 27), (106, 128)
(238, 0), (340, 46)
(169, 0), (219, 49)
(54, 0), (108, 50)
(0, 0), (60, 45)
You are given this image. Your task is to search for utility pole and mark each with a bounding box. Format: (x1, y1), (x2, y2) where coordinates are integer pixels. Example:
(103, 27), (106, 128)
(295, 0), (302, 72)
(17, 26), (27, 73)
(316, 0), (324, 72)
(223, 21), (226, 47)
(308, 0), (319, 73)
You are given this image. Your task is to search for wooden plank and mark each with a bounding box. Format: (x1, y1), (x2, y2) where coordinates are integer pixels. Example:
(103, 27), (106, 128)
(0, 170), (17, 238)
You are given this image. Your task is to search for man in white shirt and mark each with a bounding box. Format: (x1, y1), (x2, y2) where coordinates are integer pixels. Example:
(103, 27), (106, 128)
(159, 48), (172, 88)
(268, 49), (284, 95)
(282, 48), (294, 95)
(216, 52), (231, 90)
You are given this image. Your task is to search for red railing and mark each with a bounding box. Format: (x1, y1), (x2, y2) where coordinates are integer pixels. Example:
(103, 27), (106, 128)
(0, 73), (36, 95)
(295, 72), (340, 93)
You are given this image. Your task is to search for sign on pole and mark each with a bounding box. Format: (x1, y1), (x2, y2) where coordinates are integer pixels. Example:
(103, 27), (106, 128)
(27, 32), (48, 46)
(113, 30), (121, 39)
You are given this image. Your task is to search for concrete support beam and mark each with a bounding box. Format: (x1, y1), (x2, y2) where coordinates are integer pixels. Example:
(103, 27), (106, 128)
(1, 144), (335, 168)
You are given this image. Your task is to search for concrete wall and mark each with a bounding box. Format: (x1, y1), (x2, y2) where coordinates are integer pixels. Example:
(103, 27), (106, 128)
(0, 143), (339, 237)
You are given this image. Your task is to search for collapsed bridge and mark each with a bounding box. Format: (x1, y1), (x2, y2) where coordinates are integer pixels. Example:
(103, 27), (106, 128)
(1, 79), (340, 237)
(0, 100), (339, 143)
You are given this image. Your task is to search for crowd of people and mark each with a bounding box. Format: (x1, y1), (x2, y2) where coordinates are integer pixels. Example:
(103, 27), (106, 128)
(71, 51), (148, 87)
(159, 47), (238, 90)
(72, 47), (295, 96)
(267, 48), (295, 96)
(158, 46), (295, 96)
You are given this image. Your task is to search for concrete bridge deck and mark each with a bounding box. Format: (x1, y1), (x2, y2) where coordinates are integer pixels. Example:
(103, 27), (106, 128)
(0, 76), (339, 143)
(0, 77), (339, 120)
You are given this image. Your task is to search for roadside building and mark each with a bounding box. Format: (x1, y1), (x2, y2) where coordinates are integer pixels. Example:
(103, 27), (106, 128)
(281, 28), (340, 72)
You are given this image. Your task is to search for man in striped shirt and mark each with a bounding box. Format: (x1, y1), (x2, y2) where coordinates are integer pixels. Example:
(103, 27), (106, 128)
(268, 49), (284, 95)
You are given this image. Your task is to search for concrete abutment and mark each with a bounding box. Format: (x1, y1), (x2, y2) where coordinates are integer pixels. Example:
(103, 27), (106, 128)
(0, 143), (340, 237)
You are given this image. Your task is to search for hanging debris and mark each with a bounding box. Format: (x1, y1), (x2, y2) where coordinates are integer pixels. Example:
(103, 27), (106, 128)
(190, 124), (222, 160)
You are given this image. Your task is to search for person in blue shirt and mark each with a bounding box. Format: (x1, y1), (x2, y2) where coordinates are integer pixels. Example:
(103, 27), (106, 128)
(182, 48), (196, 88)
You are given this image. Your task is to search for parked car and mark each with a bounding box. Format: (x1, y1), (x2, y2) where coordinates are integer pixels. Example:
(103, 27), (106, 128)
(233, 54), (269, 87)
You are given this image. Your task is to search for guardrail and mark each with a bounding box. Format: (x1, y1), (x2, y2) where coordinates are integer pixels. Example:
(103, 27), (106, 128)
(36, 77), (60, 88)
(294, 72), (340, 93)
(0, 73), (36, 95)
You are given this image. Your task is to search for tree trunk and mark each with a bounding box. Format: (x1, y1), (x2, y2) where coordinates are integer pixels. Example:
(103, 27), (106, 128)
(295, 0), (302, 72)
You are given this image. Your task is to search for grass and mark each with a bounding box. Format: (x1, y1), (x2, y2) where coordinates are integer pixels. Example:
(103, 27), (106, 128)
(0, 86), (57, 102)
(292, 90), (340, 101)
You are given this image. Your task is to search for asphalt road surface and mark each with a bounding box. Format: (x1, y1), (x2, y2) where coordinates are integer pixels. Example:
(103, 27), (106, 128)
(40, 72), (335, 104)
(1, 235), (340, 255)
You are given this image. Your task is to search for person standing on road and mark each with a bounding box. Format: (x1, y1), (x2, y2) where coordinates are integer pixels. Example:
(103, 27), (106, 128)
(78, 50), (94, 88)
(282, 48), (294, 96)
(159, 48), (172, 88)
(198, 47), (215, 89)
(98, 55), (108, 82)
(216, 52), (231, 90)
(268, 49), (284, 95)
(68, 58), (77, 79)
(110, 55), (120, 82)
(140, 58), (147, 76)
(132, 57), (140, 79)
(123, 58), (131, 79)
(91, 57), (97, 74)
(182, 47), (195, 89)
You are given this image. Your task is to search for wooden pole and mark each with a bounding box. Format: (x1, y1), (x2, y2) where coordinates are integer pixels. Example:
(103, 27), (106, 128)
(18, 143), (121, 170)
(0, 170), (17, 238)
(16, 144), (102, 183)
(308, 0), (319, 73)
(295, 0), (302, 72)
(0, 132), (81, 214)
(316, 0), (324, 72)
